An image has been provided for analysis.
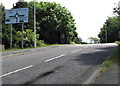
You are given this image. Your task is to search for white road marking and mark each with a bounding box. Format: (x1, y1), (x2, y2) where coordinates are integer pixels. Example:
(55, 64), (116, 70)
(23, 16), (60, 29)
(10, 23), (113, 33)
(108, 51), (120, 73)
(71, 49), (82, 54)
(0, 65), (33, 78)
(82, 68), (100, 84)
(44, 54), (66, 62)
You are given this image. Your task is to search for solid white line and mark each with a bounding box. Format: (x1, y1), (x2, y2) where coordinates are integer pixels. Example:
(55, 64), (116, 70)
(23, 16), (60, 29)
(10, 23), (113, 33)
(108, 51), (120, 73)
(44, 54), (66, 62)
(82, 68), (100, 84)
(0, 65), (33, 78)
(71, 49), (81, 54)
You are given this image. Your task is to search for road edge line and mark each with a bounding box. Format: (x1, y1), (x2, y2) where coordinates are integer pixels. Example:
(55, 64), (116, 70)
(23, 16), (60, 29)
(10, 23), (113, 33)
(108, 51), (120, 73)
(82, 67), (100, 84)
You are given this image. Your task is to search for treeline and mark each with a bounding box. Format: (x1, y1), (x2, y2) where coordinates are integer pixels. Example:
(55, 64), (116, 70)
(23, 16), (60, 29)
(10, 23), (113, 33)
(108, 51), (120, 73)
(98, 4), (120, 43)
(1, 1), (80, 49)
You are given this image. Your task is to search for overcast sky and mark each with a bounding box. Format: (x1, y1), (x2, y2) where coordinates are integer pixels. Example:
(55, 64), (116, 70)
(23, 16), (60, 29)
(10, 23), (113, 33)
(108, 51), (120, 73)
(1, 0), (120, 42)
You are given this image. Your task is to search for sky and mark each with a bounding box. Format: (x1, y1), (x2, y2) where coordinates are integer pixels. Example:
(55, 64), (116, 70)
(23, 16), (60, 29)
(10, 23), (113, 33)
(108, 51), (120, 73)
(1, 0), (120, 42)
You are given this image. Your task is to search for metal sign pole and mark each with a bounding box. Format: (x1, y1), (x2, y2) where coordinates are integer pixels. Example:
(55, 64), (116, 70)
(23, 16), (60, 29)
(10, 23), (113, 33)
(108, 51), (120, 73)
(5, 8), (28, 49)
(34, 0), (36, 48)
(22, 23), (24, 49)
(10, 24), (12, 49)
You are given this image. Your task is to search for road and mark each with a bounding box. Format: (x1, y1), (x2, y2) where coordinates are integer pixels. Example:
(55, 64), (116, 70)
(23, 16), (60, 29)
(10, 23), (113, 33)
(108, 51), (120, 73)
(1, 43), (118, 84)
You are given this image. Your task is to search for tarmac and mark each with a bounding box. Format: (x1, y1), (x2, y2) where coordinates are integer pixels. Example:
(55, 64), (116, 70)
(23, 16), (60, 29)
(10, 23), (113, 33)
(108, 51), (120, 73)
(94, 64), (119, 85)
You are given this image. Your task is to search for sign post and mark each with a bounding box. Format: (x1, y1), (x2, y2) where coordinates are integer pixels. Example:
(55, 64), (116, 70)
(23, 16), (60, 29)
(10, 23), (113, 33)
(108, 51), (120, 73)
(34, 0), (36, 48)
(22, 23), (24, 49)
(10, 24), (12, 49)
(5, 8), (28, 49)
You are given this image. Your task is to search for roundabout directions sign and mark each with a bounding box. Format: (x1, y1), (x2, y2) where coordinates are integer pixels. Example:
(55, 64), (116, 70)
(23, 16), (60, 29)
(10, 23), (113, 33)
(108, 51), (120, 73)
(5, 8), (28, 24)
(5, 8), (28, 49)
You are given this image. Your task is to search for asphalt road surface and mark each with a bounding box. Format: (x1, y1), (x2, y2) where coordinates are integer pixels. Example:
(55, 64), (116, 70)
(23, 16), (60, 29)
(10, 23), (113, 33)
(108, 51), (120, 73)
(1, 43), (118, 84)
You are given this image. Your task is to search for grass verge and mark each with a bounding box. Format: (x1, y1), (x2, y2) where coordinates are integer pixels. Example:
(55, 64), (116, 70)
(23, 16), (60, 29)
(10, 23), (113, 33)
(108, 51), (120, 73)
(1, 44), (61, 52)
(100, 46), (119, 72)
(115, 41), (120, 45)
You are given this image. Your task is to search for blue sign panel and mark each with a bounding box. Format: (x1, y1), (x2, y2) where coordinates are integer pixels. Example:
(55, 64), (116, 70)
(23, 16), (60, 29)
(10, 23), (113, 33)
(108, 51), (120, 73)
(5, 8), (28, 24)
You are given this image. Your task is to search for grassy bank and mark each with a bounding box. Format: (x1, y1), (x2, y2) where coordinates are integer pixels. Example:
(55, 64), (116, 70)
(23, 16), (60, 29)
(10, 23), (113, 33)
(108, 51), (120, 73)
(115, 41), (120, 45)
(100, 45), (119, 72)
(1, 44), (61, 52)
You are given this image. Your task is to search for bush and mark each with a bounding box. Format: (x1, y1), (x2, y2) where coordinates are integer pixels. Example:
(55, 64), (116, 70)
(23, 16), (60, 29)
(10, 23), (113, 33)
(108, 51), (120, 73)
(115, 41), (120, 45)
(81, 42), (88, 44)
(103, 60), (112, 67)
(36, 40), (46, 46)
(14, 29), (40, 48)
(70, 42), (76, 44)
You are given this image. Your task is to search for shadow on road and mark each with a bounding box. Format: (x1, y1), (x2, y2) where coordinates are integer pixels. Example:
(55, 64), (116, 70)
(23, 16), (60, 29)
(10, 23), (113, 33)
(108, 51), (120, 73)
(72, 46), (117, 66)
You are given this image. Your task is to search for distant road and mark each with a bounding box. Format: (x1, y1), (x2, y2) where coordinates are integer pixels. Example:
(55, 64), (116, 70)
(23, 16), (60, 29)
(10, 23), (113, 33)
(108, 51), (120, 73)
(2, 43), (118, 84)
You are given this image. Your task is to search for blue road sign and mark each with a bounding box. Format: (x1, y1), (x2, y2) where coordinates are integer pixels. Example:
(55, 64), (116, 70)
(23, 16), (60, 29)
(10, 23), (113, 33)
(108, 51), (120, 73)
(5, 8), (28, 24)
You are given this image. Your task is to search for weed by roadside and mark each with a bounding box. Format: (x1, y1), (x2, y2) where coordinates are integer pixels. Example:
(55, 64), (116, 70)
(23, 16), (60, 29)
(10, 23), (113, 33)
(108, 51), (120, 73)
(92, 46), (119, 84)
(115, 41), (120, 45)
(100, 46), (119, 72)
(1, 44), (61, 52)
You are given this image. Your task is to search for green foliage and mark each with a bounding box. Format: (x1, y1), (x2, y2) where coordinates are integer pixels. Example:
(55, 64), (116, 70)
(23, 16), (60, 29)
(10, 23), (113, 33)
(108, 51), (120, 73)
(115, 41), (120, 45)
(118, 31), (120, 39)
(98, 17), (120, 43)
(1, 4), (11, 48)
(13, 1), (28, 8)
(36, 40), (46, 46)
(24, 29), (39, 47)
(99, 4), (120, 43)
(88, 37), (100, 44)
(103, 47), (119, 67)
(2, 1), (79, 49)
(74, 37), (82, 44)
(15, 29), (40, 48)
(100, 47), (119, 72)
(103, 60), (112, 67)
(70, 42), (76, 44)
(81, 42), (88, 44)
(34, 1), (78, 44)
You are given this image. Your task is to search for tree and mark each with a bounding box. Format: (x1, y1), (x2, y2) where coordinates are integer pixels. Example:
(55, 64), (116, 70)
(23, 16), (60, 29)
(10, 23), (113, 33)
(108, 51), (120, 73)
(98, 2), (120, 43)
(2, 1), (79, 49)
(98, 17), (120, 43)
(88, 37), (100, 44)
(1, 4), (12, 49)
(12, 1), (78, 44)
(35, 1), (78, 44)
(118, 31), (120, 39)
(1, 1), (35, 49)
(13, 0), (28, 8)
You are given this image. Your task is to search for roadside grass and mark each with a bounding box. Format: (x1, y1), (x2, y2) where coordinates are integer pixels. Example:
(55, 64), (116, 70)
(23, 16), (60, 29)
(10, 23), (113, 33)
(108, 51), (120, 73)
(1, 44), (61, 52)
(70, 42), (76, 44)
(1, 48), (22, 52)
(1, 43), (84, 52)
(115, 41), (120, 45)
(100, 46), (119, 72)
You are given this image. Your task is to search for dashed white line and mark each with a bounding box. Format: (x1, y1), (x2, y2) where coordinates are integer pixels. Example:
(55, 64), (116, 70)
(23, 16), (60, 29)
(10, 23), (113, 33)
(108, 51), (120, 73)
(0, 65), (33, 78)
(71, 49), (82, 54)
(44, 54), (66, 62)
